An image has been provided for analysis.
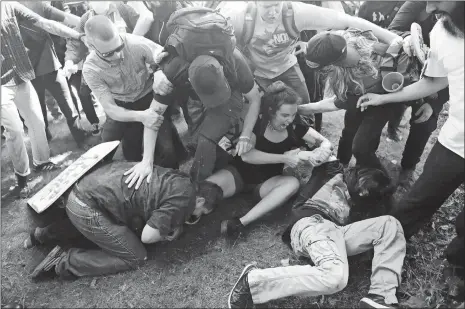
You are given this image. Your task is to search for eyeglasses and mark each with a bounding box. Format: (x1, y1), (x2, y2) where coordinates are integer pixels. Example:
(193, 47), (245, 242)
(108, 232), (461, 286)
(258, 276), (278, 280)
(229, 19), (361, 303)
(94, 37), (125, 58)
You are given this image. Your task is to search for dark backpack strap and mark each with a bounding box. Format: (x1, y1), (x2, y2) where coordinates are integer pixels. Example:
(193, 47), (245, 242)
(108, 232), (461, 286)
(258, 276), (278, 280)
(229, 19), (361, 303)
(282, 1), (299, 40)
(241, 2), (257, 48)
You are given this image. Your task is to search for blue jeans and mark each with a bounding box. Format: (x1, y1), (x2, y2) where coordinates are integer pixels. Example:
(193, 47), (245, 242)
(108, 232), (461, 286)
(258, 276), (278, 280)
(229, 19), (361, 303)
(55, 192), (147, 278)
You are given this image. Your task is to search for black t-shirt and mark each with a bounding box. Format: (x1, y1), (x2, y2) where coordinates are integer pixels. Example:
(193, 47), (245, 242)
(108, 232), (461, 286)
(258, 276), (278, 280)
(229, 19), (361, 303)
(232, 117), (308, 185)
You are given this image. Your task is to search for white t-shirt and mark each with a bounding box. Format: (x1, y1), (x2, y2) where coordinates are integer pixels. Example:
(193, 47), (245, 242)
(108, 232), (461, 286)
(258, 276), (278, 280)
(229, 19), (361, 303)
(425, 21), (464, 158)
(221, 2), (349, 79)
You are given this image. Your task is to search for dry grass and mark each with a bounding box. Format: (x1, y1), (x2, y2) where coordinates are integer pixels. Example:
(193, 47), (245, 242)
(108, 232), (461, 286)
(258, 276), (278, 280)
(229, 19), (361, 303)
(1, 104), (463, 308)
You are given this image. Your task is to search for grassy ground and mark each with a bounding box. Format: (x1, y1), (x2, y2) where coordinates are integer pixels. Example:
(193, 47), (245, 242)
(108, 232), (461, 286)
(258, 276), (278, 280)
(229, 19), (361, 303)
(1, 102), (463, 308)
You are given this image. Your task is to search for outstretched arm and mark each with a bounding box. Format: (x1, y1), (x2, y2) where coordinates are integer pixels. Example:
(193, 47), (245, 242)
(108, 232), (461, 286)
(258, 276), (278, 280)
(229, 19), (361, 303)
(298, 97), (340, 115)
(294, 2), (401, 45)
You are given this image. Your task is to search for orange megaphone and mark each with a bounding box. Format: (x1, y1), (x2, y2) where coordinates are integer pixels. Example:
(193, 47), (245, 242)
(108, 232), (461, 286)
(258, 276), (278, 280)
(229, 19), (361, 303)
(382, 72), (404, 93)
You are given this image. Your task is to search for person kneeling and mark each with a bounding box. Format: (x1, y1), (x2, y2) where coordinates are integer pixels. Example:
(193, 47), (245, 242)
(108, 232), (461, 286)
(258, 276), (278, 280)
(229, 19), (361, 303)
(28, 161), (211, 280)
(228, 165), (406, 309)
(195, 81), (333, 239)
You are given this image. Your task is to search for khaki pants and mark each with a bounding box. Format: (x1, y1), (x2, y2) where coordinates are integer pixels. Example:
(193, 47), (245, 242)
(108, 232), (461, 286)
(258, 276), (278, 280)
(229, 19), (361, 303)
(248, 215), (406, 305)
(1, 81), (50, 176)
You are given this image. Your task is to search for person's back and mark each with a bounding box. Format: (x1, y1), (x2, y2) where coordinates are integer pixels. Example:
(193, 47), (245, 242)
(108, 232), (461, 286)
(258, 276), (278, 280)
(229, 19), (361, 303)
(74, 161), (194, 233)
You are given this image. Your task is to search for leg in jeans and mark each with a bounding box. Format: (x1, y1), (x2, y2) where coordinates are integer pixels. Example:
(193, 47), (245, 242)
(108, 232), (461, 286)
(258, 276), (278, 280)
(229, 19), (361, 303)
(401, 100), (445, 170)
(387, 104), (407, 135)
(77, 72), (100, 125)
(1, 82), (50, 170)
(351, 104), (402, 169)
(190, 108), (234, 182)
(391, 142), (465, 239)
(34, 215), (84, 245)
(1, 85), (33, 176)
(31, 76), (49, 129)
(42, 70), (85, 143)
(101, 117), (126, 143)
(343, 215), (406, 305)
(247, 215), (348, 304)
(337, 107), (364, 165)
(293, 160), (344, 209)
(55, 192), (147, 278)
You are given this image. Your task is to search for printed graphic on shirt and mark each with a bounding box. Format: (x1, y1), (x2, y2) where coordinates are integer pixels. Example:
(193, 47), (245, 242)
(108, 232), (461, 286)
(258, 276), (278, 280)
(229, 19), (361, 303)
(249, 26), (295, 58)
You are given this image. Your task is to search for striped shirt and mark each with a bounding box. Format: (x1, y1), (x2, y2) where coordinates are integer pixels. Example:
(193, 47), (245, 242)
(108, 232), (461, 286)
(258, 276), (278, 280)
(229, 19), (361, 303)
(82, 33), (161, 103)
(1, 2), (40, 86)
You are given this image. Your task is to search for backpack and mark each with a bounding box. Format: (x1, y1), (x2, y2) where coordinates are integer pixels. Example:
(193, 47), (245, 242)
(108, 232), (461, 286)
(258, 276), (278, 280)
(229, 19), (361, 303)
(240, 1), (300, 48)
(165, 6), (236, 63)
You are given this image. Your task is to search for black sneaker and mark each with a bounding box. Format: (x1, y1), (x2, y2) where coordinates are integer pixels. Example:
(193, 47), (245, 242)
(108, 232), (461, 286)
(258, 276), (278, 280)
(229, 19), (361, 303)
(91, 123), (101, 136)
(228, 263), (257, 309)
(359, 294), (398, 308)
(15, 173), (30, 199)
(221, 218), (244, 239)
(30, 245), (66, 279)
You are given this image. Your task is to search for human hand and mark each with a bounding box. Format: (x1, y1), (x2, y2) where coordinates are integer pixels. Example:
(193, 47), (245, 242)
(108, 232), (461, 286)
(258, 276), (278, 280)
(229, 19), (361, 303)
(63, 60), (78, 79)
(293, 41), (307, 56)
(402, 35), (414, 57)
(357, 93), (387, 112)
(152, 70), (173, 96)
(154, 51), (169, 64)
(235, 136), (252, 156)
(141, 108), (164, 130)
(124, 160), (153, 190)
(413, 102), (433, 123)
(218, 136), (235, 155)
(283, 148), (303, 168)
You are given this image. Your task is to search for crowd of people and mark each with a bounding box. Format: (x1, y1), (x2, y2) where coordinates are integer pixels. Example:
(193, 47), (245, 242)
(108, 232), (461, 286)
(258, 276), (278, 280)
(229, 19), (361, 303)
(1, 1), (463, 308)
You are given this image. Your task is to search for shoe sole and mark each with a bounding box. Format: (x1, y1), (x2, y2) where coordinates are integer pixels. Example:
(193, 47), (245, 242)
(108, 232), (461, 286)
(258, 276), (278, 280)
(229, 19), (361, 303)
(227, 263), (257, 309)
(359, 298), (391, 308)
(30, 245), (63, 278)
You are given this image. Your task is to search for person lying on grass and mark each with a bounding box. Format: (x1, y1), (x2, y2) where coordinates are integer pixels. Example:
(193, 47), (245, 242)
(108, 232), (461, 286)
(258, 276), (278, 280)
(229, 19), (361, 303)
(227, 164), (406, 309)
(26, 161), (216, 280)
(192, 81), (333, 240)
(297, 28), (430, 173)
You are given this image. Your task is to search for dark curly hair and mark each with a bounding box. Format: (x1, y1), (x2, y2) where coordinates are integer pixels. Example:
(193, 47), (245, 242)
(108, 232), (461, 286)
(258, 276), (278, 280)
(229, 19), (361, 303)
(344, 166), (395, 217)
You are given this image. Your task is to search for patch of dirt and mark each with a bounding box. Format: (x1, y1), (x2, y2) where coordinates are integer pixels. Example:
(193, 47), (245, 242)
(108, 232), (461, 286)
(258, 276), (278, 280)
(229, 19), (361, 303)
(1, 103), (463, 308)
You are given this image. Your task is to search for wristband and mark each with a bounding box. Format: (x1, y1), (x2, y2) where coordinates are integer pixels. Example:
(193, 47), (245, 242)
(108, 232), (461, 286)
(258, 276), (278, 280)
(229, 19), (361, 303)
(239, 136), (250, 141)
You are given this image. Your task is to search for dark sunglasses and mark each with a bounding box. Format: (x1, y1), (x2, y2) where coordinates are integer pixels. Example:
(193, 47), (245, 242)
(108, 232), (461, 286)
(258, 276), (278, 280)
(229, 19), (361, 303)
(95, 38), (125, 58)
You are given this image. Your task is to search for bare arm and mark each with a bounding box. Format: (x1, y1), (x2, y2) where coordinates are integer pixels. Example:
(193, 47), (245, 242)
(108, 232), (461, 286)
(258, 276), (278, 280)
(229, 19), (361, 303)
(141, 100), (167, 165)
(301, 127), (331, 148)
(240, 83), (262, 138)
(359, 76), (449, 108)
(33, 17), (81, 40)
(294, 2), (400, 45)
(240, 134), (286, 165)
(298, 97), (340, 115)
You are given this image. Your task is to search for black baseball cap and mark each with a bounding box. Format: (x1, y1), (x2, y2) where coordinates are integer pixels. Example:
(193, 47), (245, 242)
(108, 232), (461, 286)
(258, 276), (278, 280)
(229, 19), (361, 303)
(188, 55), (231, 109)
(305, 32), (348, 68)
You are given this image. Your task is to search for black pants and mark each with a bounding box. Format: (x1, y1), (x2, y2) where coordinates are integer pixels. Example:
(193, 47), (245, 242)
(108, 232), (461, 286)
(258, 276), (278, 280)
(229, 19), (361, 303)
(401, 88), (449, 170)
(101, 92), (187, 169)
(292, 160), (344, 209)
(446, 209), (464, 268)
(68, 71), (100, 125)
(31, 70), (85, 143)
(337, 99), (402, 169)
(390, 142), (464, 239)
